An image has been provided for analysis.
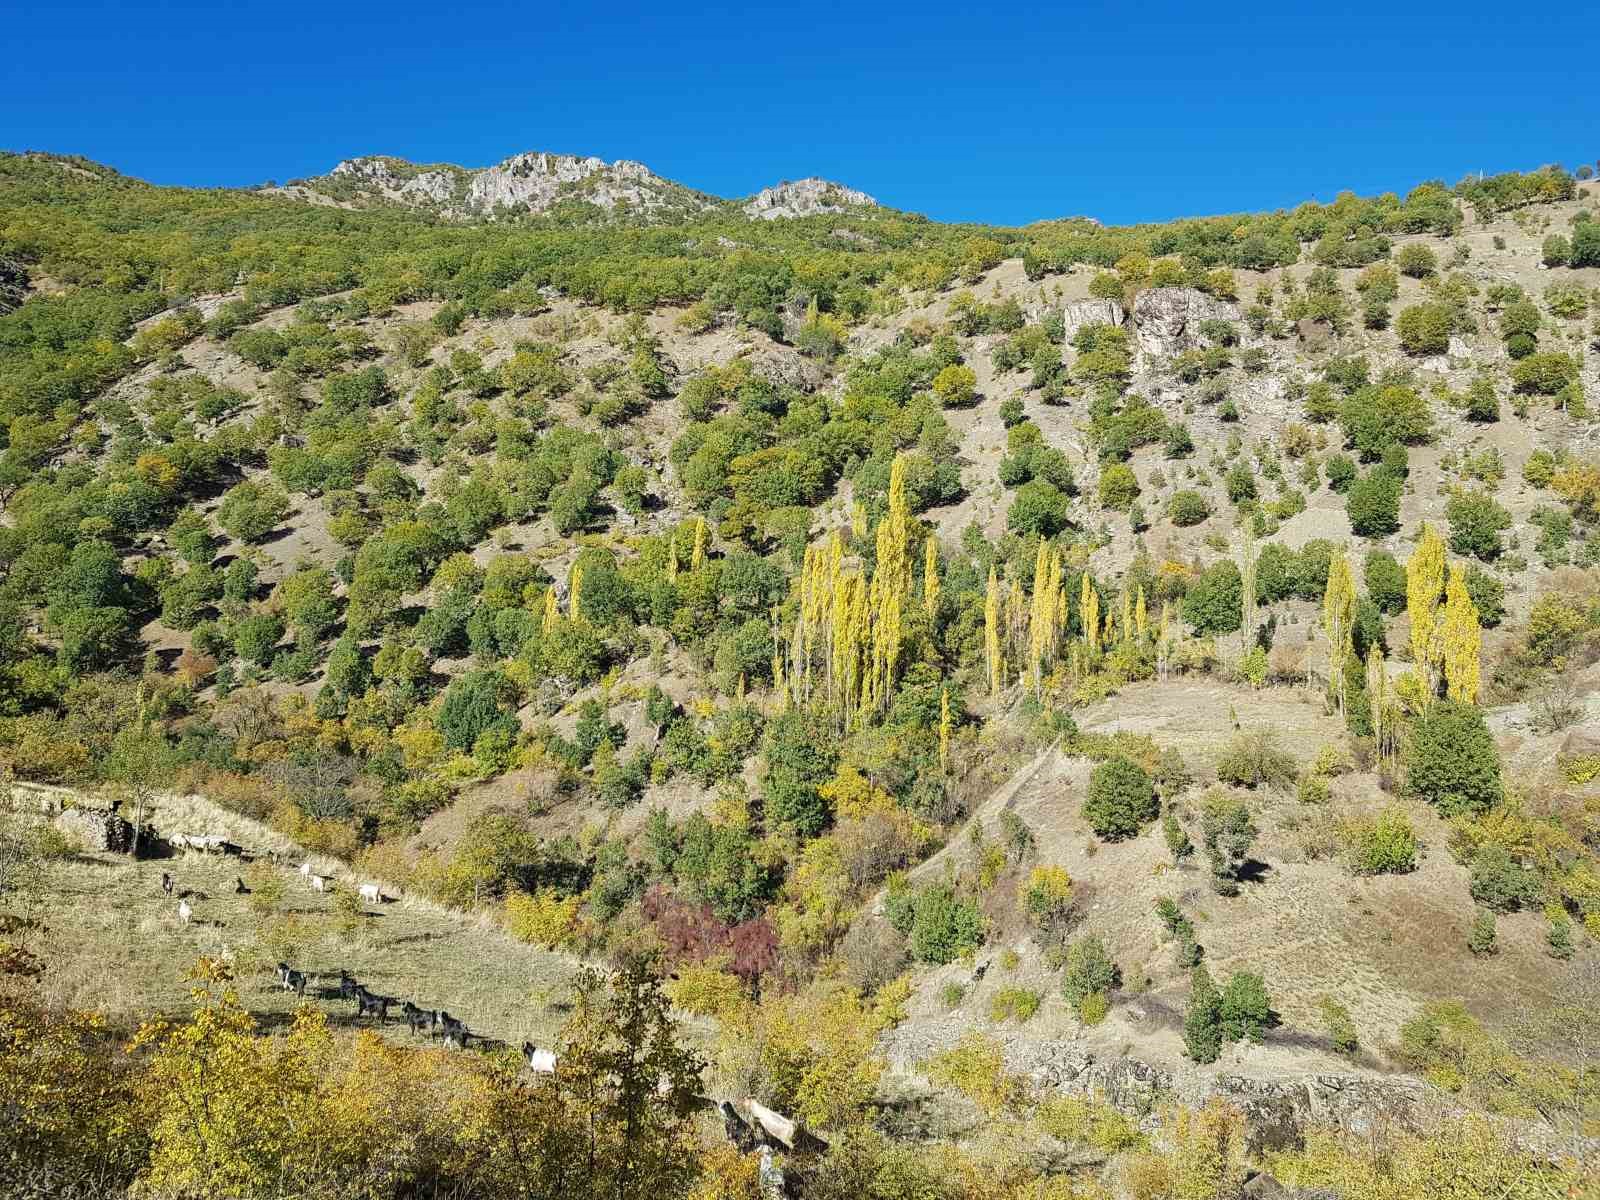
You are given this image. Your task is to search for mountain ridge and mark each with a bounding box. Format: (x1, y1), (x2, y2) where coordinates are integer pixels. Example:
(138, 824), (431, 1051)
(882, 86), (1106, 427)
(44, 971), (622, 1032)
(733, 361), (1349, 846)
(294, 149), (880, 223)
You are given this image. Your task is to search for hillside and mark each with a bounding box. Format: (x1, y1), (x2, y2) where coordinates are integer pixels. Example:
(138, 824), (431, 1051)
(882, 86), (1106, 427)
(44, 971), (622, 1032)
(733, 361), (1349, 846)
(2, 147), (1600, 1197)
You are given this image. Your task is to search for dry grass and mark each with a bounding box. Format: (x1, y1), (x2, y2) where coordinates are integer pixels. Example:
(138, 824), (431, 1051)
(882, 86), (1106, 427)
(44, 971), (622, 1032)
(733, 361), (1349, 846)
(18, 788), (583, 1050)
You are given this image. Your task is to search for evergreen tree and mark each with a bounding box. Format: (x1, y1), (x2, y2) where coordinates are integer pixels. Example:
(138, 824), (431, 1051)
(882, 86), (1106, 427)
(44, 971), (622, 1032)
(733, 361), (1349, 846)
(1183, 965), (1224, 1063)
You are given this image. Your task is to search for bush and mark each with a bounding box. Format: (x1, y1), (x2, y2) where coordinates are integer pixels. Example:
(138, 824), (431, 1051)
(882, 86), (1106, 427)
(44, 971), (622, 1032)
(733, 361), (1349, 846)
(1395, 302), (1453, 356)
(1007, 479), (1071, 537)
(1343, 806), (1418, 875)
(1163, 811), (1194, 862)
(1215, 730), (1298, 790)
(988, 987), (1042, 1023)
(1320, 996), (1358, 1056)
(1061, 935), (1119, 1019)
(908, 885), (986, 964)
(1511, 352), (1580, 396)
(932, 364), (978, 407)
(1404, 702), (1502, 816)
(1083, 758), (1157, 840)
(1168, 490), (1210, 527)
(1467, 909), (1498, 955)
(1324, 455), (1357, 493)
(1098, 463), (1140, 509)
(1224, 463), (1257, 504)
(998, 397), (1026, 427)
(1201, 790), (1257, 896)
(1021, 865), (1074, 930)
(1446, 490), (1511, 560)
(1395, 243), (1437, 278)
(1219, 971), (1274, 1042)
(1365, 550), (1406, 613)
(1467, 846), (1543, 913)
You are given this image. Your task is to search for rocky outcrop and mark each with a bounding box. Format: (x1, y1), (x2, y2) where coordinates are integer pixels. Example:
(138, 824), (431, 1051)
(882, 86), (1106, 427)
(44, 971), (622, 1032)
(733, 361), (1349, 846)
(1061, 298), (1125, 341)
(319, 152), (715, 221)
(1132, 286), (1242, 360)
(742, 178), (876, 220)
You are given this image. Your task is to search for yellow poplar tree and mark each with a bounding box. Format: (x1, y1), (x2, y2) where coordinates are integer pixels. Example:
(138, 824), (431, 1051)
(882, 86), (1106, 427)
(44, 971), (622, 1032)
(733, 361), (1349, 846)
(569, 563), (585, 625)
(1080, 574), (1100, 657)
(542, 587), (559, 634)
(1321, 551), (1356, 714)
(923, 535), (940, 619)
(985, 565), (1002, 696)
(690, 518), (707, 571)
(1407, 523), (1447, 700)
(1442, 562), (1482, 704)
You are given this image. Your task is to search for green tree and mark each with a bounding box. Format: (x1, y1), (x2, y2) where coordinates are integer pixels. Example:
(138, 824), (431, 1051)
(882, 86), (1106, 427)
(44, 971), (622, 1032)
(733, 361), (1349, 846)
(1182, 561), (1242, 634)
(216, 481), (291, 543)
(1394, 302), (1453, 355)
(1404, 702), (1502, 816)
(1446, 490), (1511, 560)
(1083, 758), (1157, 840)
(1346, 470), (1401, 538)
(437, 669), (519, 753)
(1183, 965), (1223, 1063)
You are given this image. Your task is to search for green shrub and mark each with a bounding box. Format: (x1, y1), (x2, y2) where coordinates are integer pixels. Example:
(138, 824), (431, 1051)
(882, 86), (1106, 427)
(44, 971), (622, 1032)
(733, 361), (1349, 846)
(1201, 790), (1257, 896)
(1183, 965), (1223, 1063)
(1319, 995), (1359, 1056)
(1061, 935), (1119, 1019)
(1467, 846), (1543, 913)
(1404, 702), (1503, 816)
(1168, 490), (1210, 526)
(908, 885), (986, 964)
(1219, 971), (1274, 1042)
(1083, 758), (1157, 840)
(1182, 561), (1242, 634)
(1467, 910), (1498, 956)
(1343, 806), (1418, 875)
(988, 986), (1043, 1023)
(1215, 729), (1297, 790)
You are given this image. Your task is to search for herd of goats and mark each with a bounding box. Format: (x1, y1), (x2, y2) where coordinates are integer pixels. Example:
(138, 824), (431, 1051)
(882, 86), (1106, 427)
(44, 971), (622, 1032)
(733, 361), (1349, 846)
(158, 827), (560, 1075)
(154, 824), (816, 1162)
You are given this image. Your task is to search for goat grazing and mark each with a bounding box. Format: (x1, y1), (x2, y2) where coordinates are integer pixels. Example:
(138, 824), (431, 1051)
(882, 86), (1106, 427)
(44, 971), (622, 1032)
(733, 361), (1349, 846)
(357, 883), (381, 904)
(234, 876), (251, 895)
(522, 1043), (558, 1074)
(177, 899), (193, 927)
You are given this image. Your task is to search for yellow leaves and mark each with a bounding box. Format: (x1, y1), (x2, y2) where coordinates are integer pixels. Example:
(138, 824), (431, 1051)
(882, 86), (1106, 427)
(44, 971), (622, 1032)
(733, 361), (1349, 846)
(924, 1033), (1023, 1117)
(133, 451), (180, 492)
(923, 534), (941, 619)
(1442, 561), (1482, 704)
(986, 564), (1003, 696)
(819, 762), (895, 821)
(503, 888), (580, 949)
(689, 1144), (766, 1200)
(1407, 523), (1447, 698)
(665, 960), (748, 1020)
(394, 722), (447, 771)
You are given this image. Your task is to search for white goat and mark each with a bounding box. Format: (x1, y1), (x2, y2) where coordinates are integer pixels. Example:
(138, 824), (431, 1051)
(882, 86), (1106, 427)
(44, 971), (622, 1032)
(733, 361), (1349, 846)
(299, 861), (312, 877)
(177, 899), (193, 927)
(358, 883), (381, 904)
(309, 874), (327, 893)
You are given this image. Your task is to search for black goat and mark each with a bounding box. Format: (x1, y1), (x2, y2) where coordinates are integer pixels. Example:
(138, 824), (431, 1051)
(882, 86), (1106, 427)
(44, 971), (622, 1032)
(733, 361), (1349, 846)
(161, 871), (174, 897)
(401, 1002), (434, 1036)
(337, 970), (359, 1005)
(234, 876), (251, 895)
(354, 986), (391, 1023)
(275, 962), (307, 997)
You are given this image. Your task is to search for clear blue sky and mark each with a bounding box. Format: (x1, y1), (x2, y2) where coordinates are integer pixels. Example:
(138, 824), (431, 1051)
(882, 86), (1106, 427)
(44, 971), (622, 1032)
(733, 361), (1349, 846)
(5, 0), (1597, 226)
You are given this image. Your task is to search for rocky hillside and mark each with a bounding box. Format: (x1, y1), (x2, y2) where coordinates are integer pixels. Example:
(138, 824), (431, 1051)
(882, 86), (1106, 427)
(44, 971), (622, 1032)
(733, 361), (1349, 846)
(3, 148), (1599, 1197)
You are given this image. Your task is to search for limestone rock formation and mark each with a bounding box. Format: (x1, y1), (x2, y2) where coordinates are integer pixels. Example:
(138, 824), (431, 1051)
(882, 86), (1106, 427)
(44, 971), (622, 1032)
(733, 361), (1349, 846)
(742, 178), (876, 220)
(1133, 286), (1242, 360)
(319, 152), (715, 221)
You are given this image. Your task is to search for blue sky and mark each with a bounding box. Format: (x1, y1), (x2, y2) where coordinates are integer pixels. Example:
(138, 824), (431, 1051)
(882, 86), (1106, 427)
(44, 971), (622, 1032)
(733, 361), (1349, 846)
(5, 0), (1596, 226)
